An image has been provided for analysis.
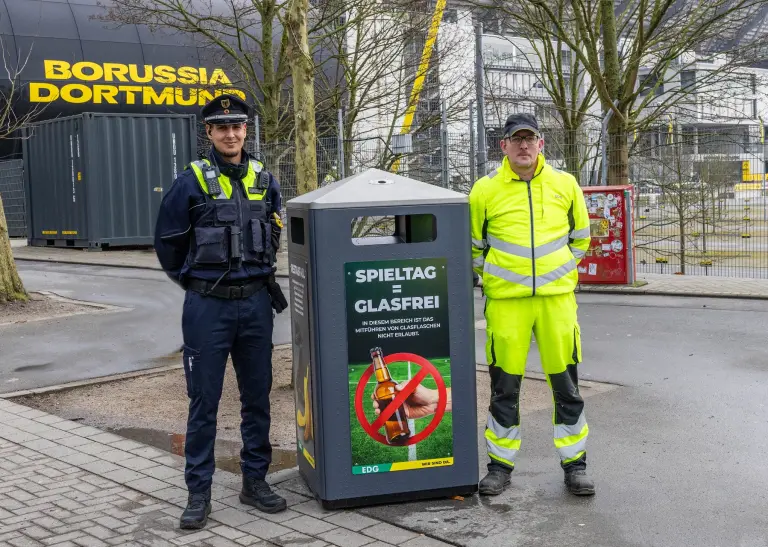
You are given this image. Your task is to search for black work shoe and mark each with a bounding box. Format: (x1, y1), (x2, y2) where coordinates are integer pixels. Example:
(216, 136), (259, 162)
(479, 468), (511, 496)
(564, 469), (595, 496)
(179, 490), (211, 529)
(240, 476), (287, 513)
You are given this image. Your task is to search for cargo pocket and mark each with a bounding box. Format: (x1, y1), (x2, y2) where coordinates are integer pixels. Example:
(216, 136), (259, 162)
(250, 219), (265, 253)
(182, 345), (200, 398)
(193, 227), (228, 265)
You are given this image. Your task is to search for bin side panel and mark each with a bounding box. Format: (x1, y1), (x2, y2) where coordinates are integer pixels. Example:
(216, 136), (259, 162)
(312, 203), (478, 504)
(26, 115), (89, 245)
(85, 114), (196, 246)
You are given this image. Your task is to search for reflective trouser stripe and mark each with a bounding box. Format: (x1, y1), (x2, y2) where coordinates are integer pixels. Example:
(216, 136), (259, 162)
(488, 233), (569, 259)
(570, 227), (590, 240)
(485, 415), (520, 468)
(473, 256), (485, 268)
(570, 247), (586, 260)
(554, 413), (589, 463)
(485, 259), (576, 288)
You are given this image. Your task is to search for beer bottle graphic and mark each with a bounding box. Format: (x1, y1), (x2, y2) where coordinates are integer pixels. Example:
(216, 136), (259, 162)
(371, 347), (411, 445)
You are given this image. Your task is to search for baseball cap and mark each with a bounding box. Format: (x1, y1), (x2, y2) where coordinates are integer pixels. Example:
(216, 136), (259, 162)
(503, 113), (541, 138)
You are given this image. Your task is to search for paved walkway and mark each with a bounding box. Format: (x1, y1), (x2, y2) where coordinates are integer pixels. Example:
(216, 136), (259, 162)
(11, 240), (768, 299)
(0, 398), (446, 547)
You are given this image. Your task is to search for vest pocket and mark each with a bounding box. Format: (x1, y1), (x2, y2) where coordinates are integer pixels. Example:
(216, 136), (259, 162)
(215, 202), (238, 223)
(244, 219), (274, 264)
(193, 227), (229, 265)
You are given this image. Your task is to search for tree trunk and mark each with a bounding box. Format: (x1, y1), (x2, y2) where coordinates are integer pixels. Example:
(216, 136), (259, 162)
(285, 0), (318, 195)
(0, 194), (27, 303)
(261, 11), (281, 144)
(607, 118), (630, 186)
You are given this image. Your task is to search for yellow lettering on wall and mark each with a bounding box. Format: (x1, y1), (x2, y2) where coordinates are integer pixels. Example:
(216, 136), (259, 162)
(72, 62), (104, 81)
(120, 86), (143, 104)
(209, 69), (231, 85)
(177, 67), (199, 85)
(199, 68), (208, 85)
(174, 87), (197, 106)
(127, 64), (153, 83)
(103, 63), (129, 82)
(92, 85), (119, 104)
(60, 84), (92, 104)
(198, 89), (215, 105)
(30, 82), (60, 102)
(44, 60), (71, 80)
(143, 87), (174, 105)
(154, 66), (176, 84)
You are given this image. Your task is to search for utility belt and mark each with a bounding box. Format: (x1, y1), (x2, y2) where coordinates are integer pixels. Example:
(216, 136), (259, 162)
(187, 276), (288, 312)
(188, 277), (267, 300)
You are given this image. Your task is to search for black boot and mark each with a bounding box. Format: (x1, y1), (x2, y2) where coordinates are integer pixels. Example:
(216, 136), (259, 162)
(479, 464), (512, 496)
(240, 476), (287, 513)
(564, 468), (595, 496)
(179, 490), (211, 530)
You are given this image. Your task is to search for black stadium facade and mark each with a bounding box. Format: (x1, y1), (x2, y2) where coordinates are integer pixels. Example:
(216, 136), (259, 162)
(0, 0), (336, 160)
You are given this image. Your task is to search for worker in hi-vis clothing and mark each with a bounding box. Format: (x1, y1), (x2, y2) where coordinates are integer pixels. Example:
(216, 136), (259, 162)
(470, 113), (594, 497)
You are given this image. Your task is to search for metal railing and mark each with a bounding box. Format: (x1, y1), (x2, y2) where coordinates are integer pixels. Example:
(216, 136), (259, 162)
(0, 159), (26, 238)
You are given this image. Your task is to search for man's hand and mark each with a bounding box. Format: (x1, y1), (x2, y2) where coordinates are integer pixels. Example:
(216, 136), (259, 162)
(372, 383), (448, 419)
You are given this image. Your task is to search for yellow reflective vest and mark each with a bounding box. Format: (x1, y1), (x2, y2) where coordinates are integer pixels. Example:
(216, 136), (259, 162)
(470, 154), (591, 299)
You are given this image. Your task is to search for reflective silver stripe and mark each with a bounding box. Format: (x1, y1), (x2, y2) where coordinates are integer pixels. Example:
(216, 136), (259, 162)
(488, 233), (568, 259)
(485, 260), (577, 287)
(537, 260), (577, 286)
(484, 263), (533, 287)
(473, 256), (485, 268)
(472, 238), (487, 250)
(487, 169), (499, 179)
(535, 234), (569, 258)
(570, 227), (590, 240)
(488, 234), (531, 259)
(570, 247), (586, 260)
(486, 415), (520, 464)
(557, 436), (587, 462)
(554, 413), (587, 440)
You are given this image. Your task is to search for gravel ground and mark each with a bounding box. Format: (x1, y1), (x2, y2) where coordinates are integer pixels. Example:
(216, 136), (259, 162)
(0, 292), (108, 327)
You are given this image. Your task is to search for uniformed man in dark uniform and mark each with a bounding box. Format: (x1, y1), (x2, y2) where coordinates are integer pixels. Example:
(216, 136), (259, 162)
(154, 93), (289, 530)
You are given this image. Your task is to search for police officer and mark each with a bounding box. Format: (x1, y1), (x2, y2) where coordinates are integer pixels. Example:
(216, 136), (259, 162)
(154, 93), (289, 530)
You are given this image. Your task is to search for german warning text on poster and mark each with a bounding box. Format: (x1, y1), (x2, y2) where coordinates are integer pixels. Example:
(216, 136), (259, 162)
(344, 258), (453, 475)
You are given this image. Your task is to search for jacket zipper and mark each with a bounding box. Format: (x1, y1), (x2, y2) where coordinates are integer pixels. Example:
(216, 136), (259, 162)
(526, 180), (536, 296)
(233, 178), (245, 266)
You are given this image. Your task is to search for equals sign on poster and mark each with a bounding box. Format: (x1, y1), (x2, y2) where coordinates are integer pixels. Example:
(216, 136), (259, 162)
(392, 285), (402, 294)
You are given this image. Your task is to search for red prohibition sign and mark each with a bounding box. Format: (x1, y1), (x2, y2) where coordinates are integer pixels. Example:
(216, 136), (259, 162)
(354, 352), (447, 446)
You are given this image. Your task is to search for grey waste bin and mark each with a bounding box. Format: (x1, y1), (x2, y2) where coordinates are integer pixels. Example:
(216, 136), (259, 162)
(286, 168), (478, 509)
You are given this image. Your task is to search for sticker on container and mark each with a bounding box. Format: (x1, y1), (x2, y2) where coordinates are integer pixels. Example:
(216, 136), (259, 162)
(611, 240), (624, 252)
(606, 194), (617, 207)
(602, 244), (611, 251)
(588, 263), (598, 276)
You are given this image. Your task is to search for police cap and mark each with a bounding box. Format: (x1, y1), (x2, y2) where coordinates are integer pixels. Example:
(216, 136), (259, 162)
(202, 94), (252, 124)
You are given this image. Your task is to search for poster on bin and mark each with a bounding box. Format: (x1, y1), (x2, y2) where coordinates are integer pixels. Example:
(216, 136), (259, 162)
(344, 258), (454, 475)
(579, 188), (630, 284)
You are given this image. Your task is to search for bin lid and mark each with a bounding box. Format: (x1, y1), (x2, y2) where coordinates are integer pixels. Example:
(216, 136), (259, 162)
(286, 168), (468, 210)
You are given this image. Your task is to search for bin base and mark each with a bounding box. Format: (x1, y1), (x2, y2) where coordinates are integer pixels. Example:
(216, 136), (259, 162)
(316, 484), (479, 510)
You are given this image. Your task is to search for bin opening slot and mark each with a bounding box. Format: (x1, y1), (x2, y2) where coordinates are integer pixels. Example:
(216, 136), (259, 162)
(351, 214), (436, 246)
(290, 216), (305, 245)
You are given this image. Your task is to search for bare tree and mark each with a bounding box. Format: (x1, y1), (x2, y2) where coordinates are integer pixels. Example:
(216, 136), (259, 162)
(1, 38), (46, 303)
(482, 0), (768, 185)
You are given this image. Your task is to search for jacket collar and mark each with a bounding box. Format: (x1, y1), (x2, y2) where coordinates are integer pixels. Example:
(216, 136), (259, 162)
(501, 153), (547, 182)
(209, 147), (250, 180)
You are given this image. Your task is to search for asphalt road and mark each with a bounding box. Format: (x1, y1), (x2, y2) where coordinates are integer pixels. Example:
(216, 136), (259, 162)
(360, 291), (768, 547)
(1, 261), (292, 394)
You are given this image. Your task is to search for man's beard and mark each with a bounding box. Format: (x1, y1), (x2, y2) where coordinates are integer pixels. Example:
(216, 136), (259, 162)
(218, 147), (240, 158)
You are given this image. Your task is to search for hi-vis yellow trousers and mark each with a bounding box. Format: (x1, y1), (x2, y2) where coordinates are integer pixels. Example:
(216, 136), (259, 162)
(484, 292), (588, 471)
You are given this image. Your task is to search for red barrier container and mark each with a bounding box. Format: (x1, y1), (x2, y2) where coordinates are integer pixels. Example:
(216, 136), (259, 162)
(578, 185), (636, 285)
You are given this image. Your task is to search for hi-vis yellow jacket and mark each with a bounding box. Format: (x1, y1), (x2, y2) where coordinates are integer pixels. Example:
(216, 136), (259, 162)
(470, 154), (591, 299)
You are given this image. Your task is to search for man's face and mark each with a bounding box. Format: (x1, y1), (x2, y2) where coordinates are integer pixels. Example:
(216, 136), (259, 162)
(207, 123), (246, 158)
(500, 130), (544, 170)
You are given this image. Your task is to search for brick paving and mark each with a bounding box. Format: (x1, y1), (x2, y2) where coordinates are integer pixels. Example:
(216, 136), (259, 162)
(0, 399), (449, 547)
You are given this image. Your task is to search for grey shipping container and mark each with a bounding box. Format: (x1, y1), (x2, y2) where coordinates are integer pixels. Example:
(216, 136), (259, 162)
(22, 112), (197, 249)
